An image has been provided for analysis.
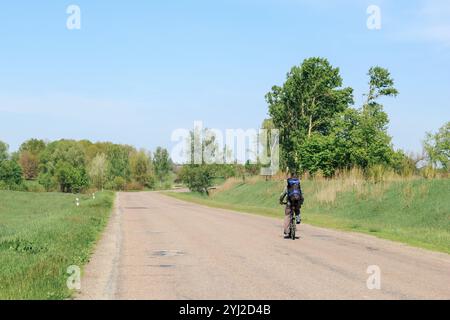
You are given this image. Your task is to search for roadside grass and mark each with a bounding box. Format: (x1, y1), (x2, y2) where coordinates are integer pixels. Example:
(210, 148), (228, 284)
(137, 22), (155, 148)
(0, 190), (115, 300)
(165, 177), (450, 254)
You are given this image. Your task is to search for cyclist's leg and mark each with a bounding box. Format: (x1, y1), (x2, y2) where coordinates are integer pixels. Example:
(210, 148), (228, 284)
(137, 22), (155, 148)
(284, 204), (291, 235)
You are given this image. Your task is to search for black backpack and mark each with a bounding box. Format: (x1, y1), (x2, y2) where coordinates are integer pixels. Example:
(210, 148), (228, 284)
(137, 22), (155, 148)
(287, 178), (302, 203)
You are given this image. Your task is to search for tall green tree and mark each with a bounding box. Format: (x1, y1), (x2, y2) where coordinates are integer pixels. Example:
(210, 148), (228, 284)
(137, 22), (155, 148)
(332, 67), (398, 171)
(424, 121), (450, 170)
(38, 140), (89, 193)
(266, 57), (353, 172)
(107, 144), (133, 181)
(17, 138), (46, 180)
(130, 150), (153, 187)
(0, 140), (8, 162)
(365, 66), (399, 105)
(39, 140), (87, 174)
(19, 151), (39, 180)
(89, 153), (108, 190)
(153, 147), (171, 185)
(19, 139), (46, 156)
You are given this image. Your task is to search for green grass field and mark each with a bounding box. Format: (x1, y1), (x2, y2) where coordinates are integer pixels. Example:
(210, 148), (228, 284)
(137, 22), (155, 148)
(0, 190), (114, 300)
(166, 177), (450, 254)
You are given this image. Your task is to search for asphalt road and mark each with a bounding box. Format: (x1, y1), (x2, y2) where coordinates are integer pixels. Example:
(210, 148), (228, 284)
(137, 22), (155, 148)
(78, 192), (450, 300)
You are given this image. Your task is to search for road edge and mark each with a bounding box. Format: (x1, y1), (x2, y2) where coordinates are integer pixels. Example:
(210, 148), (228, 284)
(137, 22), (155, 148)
(76, 192), (122, 300)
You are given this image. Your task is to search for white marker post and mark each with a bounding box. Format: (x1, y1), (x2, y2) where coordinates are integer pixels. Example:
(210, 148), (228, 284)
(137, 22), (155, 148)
(76, 198), (80, 207)
(92, 193), (96, 200)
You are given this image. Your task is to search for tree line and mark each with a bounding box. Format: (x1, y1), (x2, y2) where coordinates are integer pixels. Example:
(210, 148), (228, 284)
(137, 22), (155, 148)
(0, 139), (172, 193)
(178, 57), (448, 194)
(1, 57), (448, 194)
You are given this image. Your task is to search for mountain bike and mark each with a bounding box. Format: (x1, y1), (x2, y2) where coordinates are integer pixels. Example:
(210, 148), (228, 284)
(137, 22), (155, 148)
(281, 202), (297, 240)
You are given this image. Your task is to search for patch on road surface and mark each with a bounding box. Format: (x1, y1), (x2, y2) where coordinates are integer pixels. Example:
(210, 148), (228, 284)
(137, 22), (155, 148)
(152, 250), (185, 257)
(311, 234), (334, 239)
(147, 264), (176, 268)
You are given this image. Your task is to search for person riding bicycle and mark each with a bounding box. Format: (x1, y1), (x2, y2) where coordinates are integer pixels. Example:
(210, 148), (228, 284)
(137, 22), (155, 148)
(279, 173), (304, 237)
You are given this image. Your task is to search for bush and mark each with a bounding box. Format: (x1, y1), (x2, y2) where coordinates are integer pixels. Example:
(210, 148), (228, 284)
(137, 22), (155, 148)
(297, 134), (335, 177)
(160, 181), (173, 190)
(244, 161), (261, 176)
(0, 180), (27, 191)
(112, 176), (127, 191)
(38, 172), (57, 191)
(0, 160), (23, 188)
(55, 162), (89, 193)
(24, 181), (46, 193)
(144, 174), (156, 189)
(367, 165), (387, 183)
(179, 165), (213, 195)
(421, 166), (437, 179)
(390, 150), (417, 177)
(104, 181), (114, 190)
(210, 164), (237, 179)
(126, 180), (144, 191)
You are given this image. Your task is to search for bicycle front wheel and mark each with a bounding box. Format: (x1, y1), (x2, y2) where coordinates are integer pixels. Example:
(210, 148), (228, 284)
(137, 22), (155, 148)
(290, 216), (296, 240)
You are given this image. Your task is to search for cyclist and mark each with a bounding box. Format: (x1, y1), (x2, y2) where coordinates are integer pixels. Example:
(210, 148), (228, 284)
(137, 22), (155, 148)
(279, 174), (304, 238)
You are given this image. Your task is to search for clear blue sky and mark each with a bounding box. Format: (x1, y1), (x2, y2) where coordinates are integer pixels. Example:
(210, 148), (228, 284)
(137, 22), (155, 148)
(1, 0), (449, 153)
